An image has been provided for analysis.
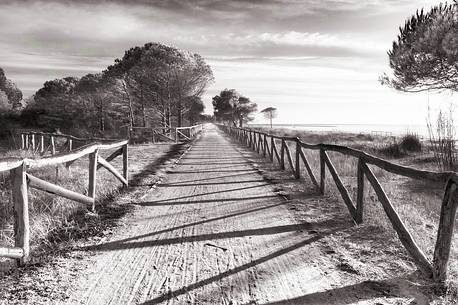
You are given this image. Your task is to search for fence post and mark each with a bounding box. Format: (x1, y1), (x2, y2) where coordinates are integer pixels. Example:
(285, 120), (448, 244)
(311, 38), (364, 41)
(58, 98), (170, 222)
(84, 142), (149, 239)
(122, 144), (129, 187)
(21, 134), (25, 150)
(295, 139), (301, 179)
(257, 133), (261, 154)
(88, 150), (98, 212)
(270, 137), (274, 162)
(51, 136), (56, 155)
(31, 134), (35, 152)
(40, 135), (45, 154)
(68, 138), (73, 151)
(175, 129), (178, 143)
(320, 148), (326, 195)
(280, 139), (285, 170)
(263, 134), (267, 157)
(356, 158), (364, 224)
(433, 180), (458, 282)
(25, 134), (29, 150)
(11, 163), (29, 265)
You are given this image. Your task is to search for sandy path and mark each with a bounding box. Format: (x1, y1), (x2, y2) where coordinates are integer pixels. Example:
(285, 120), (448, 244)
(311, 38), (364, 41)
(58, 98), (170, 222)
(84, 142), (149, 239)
(66, 125), (400, 305)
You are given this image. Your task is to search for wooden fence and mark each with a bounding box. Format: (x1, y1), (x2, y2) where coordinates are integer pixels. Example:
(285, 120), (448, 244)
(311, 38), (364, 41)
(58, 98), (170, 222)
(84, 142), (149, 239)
(123, 124), (204, 143)
(220, 125), (458, 283)
(19, 131), (119, 155)
(0, 134), (128, 265)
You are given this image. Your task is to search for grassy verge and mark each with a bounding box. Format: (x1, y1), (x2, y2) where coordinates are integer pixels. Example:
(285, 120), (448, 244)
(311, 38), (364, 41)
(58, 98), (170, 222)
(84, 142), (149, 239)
(258, 127), (457, 292)
(0, 143), (181, 272)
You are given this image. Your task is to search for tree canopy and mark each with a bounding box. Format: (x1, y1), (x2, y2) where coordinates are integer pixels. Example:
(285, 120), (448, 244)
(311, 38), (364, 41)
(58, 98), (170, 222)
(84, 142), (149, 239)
(25, 42), (213, 136)
(0, 68), (23, 110)
(260, 107), (277, 128)
(380, 3), (458, 93)
(212, 89), (257, 127)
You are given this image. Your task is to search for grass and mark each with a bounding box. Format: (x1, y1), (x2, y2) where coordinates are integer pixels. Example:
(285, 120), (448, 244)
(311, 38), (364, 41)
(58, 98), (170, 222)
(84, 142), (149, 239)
(260, 127), (457, 292)
(0, 143), (175, 271)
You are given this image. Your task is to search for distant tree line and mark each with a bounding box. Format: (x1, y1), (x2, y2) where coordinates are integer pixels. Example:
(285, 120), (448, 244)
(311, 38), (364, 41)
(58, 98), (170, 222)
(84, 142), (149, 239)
(3, 43), (214, 138)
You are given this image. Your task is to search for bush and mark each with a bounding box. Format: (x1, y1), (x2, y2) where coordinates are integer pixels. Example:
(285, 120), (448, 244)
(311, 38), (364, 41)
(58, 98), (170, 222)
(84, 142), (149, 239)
(399, 134), (422, 152)
(378, 142), (406, 158)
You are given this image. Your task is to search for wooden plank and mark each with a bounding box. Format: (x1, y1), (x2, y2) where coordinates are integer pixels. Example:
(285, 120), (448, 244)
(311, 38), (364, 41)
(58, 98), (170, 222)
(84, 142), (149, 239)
(11, 163), (29, 265)
(24, 140), (128, 169)
(320, 149), (325, 195)
(51, 136), (56, 155)
(0, 158), (23, 172)
(295, 140), (300, 179)
(257, 133), (262, 154)
(40, 135), (45, 154)
(123, 144), (128, 186)
(21, 134), (24, 150)
(356, 158), (364, 224)
(88, 150), (98, 211)
(298, 148), (319, 190)
(264, 135), (271, 158)
(361, 162), (433, 277)
(0, 246), (24, 259)
(96, 148), (122, 170)
(263, 134), (267, 157)
(272, 139), (281, 164)
(283, 140), (295, 175)
(433, 180), (458, 282)
(299, 142), (450, 183)
(27, 174), (94, 206)
(280, 140), (285, 170)
(31, 134), (35, 151)
(322, 151), (357, 220)
(98, 156), (128, 186)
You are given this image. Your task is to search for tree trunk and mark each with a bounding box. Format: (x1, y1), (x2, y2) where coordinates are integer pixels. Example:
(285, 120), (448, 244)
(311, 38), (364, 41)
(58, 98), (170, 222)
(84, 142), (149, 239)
(140, 85), (146, 127)
(177, 99), (182, 127)
(167, 104), (171, 136)
(122, 79), (135, 128)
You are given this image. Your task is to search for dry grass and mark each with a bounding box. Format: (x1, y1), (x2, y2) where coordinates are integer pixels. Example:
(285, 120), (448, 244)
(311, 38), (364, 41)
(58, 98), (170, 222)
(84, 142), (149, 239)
(265, 127), (457, 291)
(0, 143), (175, 271)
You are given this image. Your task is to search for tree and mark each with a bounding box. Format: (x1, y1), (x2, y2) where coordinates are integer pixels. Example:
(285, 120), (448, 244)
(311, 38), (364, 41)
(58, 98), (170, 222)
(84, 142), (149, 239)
(212, 89), (257, 127)
(380, 3), (458, 92)
(105, 42), (213, 128)
(0, 67), (23, 110)
(260, 107), (277, 128)
(185, 96), (205, 125)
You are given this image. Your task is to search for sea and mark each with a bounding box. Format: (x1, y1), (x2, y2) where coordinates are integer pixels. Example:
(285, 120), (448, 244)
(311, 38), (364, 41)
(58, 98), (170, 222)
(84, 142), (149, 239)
(246, 123), (432, 138)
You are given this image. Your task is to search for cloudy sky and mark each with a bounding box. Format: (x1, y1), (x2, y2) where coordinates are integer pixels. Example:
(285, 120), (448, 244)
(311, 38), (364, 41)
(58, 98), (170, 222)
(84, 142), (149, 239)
(0, 0), (450, 125)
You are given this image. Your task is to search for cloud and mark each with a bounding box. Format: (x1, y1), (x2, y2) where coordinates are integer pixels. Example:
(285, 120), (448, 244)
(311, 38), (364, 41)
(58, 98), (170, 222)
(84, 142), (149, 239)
(0, 0), (446, 128)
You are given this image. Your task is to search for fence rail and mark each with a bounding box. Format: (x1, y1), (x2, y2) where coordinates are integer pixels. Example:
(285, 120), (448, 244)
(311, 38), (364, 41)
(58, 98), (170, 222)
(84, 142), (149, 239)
(219, 125), (458, 283)
(19, 131), (119, 155)
(0, 133), (129, 265)
(125, 124), (204, 143)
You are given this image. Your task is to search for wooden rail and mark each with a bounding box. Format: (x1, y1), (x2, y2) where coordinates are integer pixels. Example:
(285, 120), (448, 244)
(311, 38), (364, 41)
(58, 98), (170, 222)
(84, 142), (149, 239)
(175, 124), (205, 142)
(125, 124), (204, 143)
(19, 131), (119, 156)
(0, 136), (129, 265)
(220, 125), (458, 283)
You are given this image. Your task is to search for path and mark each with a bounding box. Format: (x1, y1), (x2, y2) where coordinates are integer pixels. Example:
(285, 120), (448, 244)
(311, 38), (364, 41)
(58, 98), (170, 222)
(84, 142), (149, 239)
(66, 125), (422, 305)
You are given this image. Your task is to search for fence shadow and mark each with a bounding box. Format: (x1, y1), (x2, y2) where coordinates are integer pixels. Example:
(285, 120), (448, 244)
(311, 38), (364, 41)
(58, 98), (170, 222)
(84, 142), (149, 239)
(139, 228), (343, 305)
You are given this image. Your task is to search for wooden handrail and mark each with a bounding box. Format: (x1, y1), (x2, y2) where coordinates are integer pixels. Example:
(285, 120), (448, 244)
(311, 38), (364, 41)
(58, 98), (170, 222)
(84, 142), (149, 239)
(224, 125), (453, 183)
(0, 135), (129, 265)
(20, 131), (120, 142)
(219, 124), (458, 283)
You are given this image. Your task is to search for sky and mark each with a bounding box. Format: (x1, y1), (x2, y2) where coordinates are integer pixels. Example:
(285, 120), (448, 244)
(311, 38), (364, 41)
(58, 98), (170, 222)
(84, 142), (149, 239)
(0, 0), (452, 126)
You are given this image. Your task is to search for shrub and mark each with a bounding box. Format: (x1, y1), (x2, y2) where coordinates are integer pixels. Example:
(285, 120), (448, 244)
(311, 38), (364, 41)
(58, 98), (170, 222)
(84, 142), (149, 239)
(399, 134), (422, 152)
(378, 142), (406, 158)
